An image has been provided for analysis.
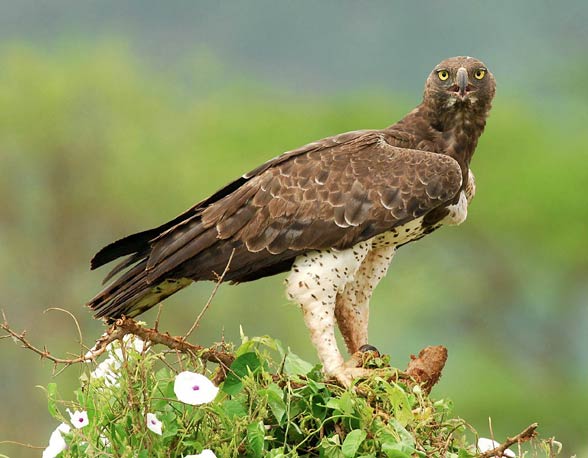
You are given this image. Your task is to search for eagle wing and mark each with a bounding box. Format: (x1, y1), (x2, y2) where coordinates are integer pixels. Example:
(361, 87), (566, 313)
(142, 130), (463, 281)
(90, 129), (371, 272)
(88, 129), (463, 319)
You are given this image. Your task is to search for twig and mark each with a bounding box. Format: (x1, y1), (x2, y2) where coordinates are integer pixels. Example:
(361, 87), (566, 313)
(113, 317), (234, 368)
(478, 423), (538, 458)
(1, 311), (234, 371)
(1, 310), (107, 369)
(45, 307), (87, 357)
(184, 249), (235, 339)
(0, 440), (43, 450)
(489, 417), (495, 448)
(154, 303), (163, 331)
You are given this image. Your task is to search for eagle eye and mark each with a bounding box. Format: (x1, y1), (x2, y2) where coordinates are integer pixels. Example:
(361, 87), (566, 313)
(437, 70), (449, 81)
(474, 69), (486, 80)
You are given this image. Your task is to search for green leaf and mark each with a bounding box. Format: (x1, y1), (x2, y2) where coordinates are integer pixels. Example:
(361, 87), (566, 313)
(163, 379), (176, 398)
(222, 376), (243, 396)
(384, 383), (413, 427)
(266, 447), (287, 458)
(155, 367), (169, 381)
(319, 435), (345, 458)
(75, 388), (85, 406)
(283, 351), (314, 376)
(47, 382), (58, 417)
(311, 393), (328, 420)
(182, 439), (204, 450)
(246, 421), (265, 457)
(389, 418), (414, 449)
(342, 429), (367, 458)
(262, 383), (287, 424)
(326, 391), (354, 415)
(306, 378), (326, 393)
(222, 399), (248, 418)
(236, 334), (278, 356)
(382, 449), (412, 458)
(223, 352), (261, 395)
(162, 425), (178, 440)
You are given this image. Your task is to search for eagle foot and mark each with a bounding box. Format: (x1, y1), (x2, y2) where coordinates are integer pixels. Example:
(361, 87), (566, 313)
(345, 345), (382, 371)
(330, 365), (375, 388)
(330, 349), (386, 387)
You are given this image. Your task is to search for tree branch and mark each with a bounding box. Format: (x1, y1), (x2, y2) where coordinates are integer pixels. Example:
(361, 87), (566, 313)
(1, 311), (234, 372)
(478, 423), (538, 458)
(406, 345), (448, 394)
(112, 317), (234, 368)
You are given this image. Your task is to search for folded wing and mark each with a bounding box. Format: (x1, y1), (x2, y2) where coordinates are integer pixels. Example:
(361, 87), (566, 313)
(88, 130), (462, 319)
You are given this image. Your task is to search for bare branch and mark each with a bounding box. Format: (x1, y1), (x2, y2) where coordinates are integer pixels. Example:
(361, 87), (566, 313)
(478, 423), (538, 458)
(1, 312), (234, 371)
(1, 310), (99, 368)
(113, 317), (234, 368)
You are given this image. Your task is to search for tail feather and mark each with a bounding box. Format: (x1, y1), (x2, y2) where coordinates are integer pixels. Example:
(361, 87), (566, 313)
(88, 258), (191, 320)
(88, 259), (149, 319)
(101, 250), (148, 285)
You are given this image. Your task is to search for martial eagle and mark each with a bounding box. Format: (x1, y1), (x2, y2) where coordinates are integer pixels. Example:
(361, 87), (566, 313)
(88, 56), (496, 385)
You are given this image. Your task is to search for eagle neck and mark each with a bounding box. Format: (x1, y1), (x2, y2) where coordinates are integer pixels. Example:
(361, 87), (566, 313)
(404, 100), (490, 187)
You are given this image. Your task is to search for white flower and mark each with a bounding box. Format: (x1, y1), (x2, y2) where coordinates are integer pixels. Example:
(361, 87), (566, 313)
(478, 438), (516, 457)
(67, 408), (89, 429)
(146, 412), (163, 435)
(174, 371), (219, 405)
(184, 450), (217, 458)
(91, 355), (120, 386)
(111, 335), (146, 360)
(87, 335), (147, 387)
(42, 423), (70, 458)
(124, 334), (146, 353)
(86, 334), (146, 359)
(99, 435), (110, 447)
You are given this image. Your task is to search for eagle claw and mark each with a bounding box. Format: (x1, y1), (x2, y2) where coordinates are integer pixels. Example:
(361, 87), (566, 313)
(331, 365), (374, 388)
(358, 344), (380, 355)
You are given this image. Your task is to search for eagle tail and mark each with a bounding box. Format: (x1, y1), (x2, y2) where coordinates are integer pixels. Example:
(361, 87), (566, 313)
(87, 258), (191, 321)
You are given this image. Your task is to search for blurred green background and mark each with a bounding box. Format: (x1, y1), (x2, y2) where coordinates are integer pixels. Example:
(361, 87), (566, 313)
(1, 2), (587, 457)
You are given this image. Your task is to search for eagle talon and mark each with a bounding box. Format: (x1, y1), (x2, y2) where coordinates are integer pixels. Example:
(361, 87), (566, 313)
(344, 346), (382, 371)
(331, 365), (374, 388)
(358, 344), (380, 355)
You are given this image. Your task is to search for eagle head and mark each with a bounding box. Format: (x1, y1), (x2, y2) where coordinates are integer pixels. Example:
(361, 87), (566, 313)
(424, 56), (496, 117)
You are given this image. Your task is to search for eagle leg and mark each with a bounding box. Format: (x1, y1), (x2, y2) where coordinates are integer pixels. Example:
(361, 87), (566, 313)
(286, 244), (375, 386)
(334, 291), (369, 355)
(335, 245), (396, 354)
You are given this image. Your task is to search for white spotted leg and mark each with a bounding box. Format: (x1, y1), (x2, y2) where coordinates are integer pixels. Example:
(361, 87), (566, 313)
(285, 245), (370, 386)
(334, 244), (396, 377)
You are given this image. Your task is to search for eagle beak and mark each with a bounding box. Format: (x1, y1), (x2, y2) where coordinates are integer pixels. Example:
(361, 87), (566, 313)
(456, 67), (468, 98)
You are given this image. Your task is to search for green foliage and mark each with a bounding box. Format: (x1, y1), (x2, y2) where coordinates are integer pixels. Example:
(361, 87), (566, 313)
(42, 334), (557, 457)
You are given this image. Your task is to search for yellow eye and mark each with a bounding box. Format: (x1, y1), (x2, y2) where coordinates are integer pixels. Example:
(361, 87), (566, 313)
(437, 70), (449, 81)
(474, 69), (486, 80)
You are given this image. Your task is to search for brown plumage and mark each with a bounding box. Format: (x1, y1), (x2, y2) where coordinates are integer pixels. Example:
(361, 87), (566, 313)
(88, 56), (495, 384)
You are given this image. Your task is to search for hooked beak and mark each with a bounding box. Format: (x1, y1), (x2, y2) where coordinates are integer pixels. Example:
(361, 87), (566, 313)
(456, 67), (468, 98)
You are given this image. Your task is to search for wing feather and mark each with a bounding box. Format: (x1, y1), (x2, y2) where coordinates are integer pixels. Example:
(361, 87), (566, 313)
(96, 129), (462, 288)
(147, 131), (461, 279)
